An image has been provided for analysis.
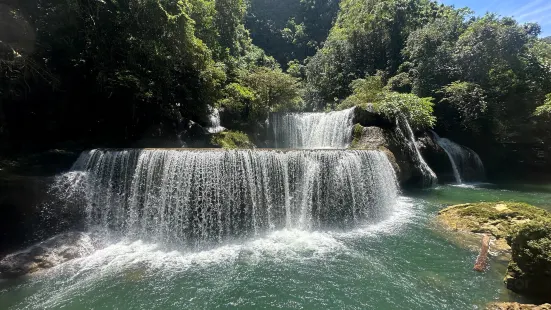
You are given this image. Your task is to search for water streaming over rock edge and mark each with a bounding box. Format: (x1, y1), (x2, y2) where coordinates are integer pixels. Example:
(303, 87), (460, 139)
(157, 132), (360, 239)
(57, 149), (399, 247)
(269, 108), (356, 149)
(207, 108), (225, 134)
(431, 131), (485, 183)
(395, 117), (438, 187)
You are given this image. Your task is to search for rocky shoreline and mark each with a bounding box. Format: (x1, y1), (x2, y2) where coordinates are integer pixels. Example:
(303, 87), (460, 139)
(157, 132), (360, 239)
(0, 231), (95, 278)
(487, 303), (551, 310)
(438, 202), (551, 305)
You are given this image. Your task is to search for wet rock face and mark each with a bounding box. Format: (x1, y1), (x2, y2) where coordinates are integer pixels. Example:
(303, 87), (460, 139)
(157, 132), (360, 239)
(0, 150), (83, 253)
(350, 125), (424, 187)
(0, 232), (95, 278)
(417, 132), (455, 183)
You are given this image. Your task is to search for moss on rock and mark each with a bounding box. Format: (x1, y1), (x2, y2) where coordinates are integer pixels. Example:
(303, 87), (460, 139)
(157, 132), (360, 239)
(438, 202), (549, 239)
(505, 220), (551, 300)
(438, 202), (551, 301)
(210, 131), (255, 149)
(350, 124), (365, 149)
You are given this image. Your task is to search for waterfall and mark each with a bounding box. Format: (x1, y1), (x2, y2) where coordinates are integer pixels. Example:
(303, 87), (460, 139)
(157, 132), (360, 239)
(269, 108), (356, 148)
(395, 117), (438, 186)
(431, 132), (485, 183)
(207, 109), (225, 134)
(62, 149), (399, 246)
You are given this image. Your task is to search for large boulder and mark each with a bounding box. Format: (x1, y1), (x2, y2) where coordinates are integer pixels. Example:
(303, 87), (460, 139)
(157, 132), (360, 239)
(506, 220), (551, 300)
(351, 125), (410, 183)
(351, 124), (432, 187)
(0, 231), (95, 278)
(438, 202), (551, 302)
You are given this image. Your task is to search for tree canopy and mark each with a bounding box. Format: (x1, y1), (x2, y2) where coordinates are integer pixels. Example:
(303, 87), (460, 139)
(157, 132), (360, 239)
(305, 0), (551, 146)
(0, 0), (296, 151)
(1, 0), (551, 153)
(245, 0), (340, 67)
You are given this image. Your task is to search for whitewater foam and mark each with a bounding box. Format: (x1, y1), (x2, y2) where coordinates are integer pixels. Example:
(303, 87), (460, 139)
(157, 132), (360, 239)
(269, 108), (356, 148)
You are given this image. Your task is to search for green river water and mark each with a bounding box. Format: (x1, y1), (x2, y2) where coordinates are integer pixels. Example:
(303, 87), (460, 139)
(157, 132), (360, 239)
(1, 183), (550, 309)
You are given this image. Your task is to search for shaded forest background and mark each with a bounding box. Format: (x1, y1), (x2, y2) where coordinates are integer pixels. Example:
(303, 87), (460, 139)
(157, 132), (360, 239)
(2, 0), (551, 178)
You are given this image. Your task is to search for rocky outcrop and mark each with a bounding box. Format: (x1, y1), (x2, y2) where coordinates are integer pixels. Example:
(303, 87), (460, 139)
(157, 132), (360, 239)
(437, 202), (550, 239)
(438, 202), (551, 302)
(0, 150), (83, 254)
(211, 130), (255, 149)
(0, 231), (95, 278)
(350, 123), (433, 187)
(437, 202), (518, 255)
(487, 303), (551, 310)
(351, 125), (409, 183)
(506, 220), (551, 300)
(352, 104), (392, 128)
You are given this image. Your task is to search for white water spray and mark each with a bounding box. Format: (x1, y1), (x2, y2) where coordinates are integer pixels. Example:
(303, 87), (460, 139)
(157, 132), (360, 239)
(61, 149), (399, 247)
(269, 108), (356, 148)
(431, 131), (485, 183)
(395, 117), (437, 186)
(207, 109), (225, 134)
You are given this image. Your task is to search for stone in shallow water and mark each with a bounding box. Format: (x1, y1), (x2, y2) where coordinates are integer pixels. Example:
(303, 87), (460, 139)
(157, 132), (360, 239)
(0, 231), (95, 278)
(487, 303), (551, 310)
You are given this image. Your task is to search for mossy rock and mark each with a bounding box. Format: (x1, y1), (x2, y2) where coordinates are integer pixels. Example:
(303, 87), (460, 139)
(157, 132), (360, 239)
(438, 202), (551, 301)
(350, 124), (365, 149)
(438, 202), (549, 239)
(210, 131), (255, 149)
(505, 220), (551, 301)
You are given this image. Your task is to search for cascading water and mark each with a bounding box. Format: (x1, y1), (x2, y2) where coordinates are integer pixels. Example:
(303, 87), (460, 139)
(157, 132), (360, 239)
(431, 131), (485, 183)
(62, 149), (399, 247)
(207, 108), (225, 134)
(269, 108), (356, 148)
(395, 117), (438, 186)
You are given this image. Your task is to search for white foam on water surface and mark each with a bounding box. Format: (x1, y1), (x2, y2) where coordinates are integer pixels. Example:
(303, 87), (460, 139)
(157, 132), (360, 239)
(6, 196), (417, 310)
(36, 197), (415, 279)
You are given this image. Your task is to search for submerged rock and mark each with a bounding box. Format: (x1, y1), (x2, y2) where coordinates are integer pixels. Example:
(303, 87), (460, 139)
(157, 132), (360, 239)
(438, 202), (551, 301)
(487, 303), (551, 310)
(0, 231), (95, 278)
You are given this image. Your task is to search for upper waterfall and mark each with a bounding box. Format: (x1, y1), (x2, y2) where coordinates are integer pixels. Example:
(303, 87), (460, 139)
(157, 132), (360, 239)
(269, 108), (356, 149)
(431, 132), (485, 183)
(57, 149), (399, 247)
(207, 108), (225, 134)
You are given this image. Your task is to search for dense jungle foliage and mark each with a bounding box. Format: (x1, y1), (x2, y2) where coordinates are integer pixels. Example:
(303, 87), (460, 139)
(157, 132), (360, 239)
(245, 0), (340, 66)
(0, 0), (299, 151)
(2, 0), (551, 166)
(305, 0), (551, 148)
